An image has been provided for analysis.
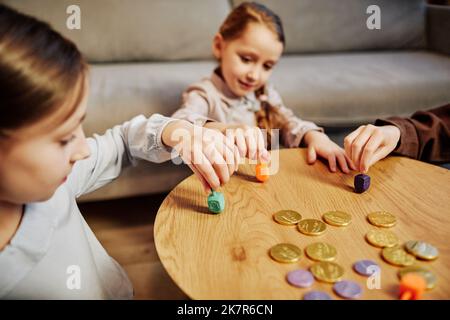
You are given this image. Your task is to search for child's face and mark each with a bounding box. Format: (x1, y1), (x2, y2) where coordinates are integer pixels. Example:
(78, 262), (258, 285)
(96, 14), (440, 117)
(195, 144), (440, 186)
(0, 88), (90, 205)
(213, 22), (283, 97)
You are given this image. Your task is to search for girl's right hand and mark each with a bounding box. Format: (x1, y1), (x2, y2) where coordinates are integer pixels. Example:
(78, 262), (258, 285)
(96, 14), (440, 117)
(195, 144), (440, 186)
(162, 120), (241, 193)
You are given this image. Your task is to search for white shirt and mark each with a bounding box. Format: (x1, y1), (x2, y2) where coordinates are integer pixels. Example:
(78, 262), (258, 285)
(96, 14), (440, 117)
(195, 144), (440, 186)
(0, 114), (175, 299)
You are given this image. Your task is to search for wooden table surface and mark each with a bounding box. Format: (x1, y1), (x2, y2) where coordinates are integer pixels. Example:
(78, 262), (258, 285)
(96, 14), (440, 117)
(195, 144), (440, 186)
(154, 149), (450, 299)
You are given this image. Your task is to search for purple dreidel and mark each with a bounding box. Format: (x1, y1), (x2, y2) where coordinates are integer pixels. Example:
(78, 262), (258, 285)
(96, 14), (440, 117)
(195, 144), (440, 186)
(354, 174), (370, 193)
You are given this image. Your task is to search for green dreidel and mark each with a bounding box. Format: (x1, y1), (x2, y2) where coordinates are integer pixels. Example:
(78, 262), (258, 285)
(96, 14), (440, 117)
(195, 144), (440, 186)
(207, 190), (225, 214)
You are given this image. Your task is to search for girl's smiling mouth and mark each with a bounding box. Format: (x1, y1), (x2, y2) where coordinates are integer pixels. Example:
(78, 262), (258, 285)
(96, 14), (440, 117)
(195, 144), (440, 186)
(238, 80), (254, 90)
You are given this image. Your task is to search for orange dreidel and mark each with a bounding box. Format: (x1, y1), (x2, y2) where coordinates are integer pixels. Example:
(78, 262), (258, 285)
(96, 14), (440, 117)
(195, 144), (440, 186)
(255, 163), (269, 182)
(399, 273), (427, 300)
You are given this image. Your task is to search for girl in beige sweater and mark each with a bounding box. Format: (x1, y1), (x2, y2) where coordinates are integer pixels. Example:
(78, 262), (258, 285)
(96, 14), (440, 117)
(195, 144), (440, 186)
(173, 2), (355, 173)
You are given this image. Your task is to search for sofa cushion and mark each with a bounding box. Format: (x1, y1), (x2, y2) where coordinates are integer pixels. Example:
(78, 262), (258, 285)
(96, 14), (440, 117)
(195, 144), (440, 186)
(85, 51), (450, 132)
(271, 51), (450, 126)
(427, 5), (450, 55)
(1, 0), (230, 62)
(232, 0), (426, 54)
(83, 60), (217, 136)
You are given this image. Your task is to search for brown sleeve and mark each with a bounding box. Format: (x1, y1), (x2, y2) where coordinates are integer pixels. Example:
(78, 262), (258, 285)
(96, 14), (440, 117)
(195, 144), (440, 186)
(374, 104), (450, 163)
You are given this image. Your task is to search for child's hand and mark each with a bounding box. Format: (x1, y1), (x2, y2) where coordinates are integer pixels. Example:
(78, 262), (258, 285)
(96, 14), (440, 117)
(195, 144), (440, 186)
(344, 124), (401, 173)
(304, 130), (355, 173)
(162, 120), (241, 193)
(224, 124), (271, 162)
(204, 122), (270, 162)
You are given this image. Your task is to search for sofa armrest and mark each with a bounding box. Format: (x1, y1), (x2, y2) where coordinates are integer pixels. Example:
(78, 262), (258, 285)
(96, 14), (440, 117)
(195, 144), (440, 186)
(426, 4), (450, 55)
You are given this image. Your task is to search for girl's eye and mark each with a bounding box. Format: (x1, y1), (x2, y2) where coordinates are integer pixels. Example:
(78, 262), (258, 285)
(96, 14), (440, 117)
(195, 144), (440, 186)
(60, 135), (76, 146)
(264, 64), (273, 71)
(240, 56), (252, 63)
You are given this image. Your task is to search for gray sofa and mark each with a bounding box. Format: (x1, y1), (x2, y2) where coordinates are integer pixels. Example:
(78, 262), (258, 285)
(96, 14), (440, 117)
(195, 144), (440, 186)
(3, 0), (449, 201)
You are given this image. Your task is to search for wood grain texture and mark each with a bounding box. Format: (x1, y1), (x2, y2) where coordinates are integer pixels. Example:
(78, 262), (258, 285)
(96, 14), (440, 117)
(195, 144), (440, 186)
(154, 148), (450, 299)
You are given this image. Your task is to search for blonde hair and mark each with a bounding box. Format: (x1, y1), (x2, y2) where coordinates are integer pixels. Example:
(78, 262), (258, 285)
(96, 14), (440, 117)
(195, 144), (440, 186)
(219, 2), (287, 149)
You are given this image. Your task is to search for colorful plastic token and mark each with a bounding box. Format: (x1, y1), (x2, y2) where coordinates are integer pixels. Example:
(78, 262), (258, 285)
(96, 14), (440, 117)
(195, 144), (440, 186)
(303, 291), (333, 300)
(286, 269), (314, 288)
(333, 280), (363, 299)
(353, 260), (380, 277)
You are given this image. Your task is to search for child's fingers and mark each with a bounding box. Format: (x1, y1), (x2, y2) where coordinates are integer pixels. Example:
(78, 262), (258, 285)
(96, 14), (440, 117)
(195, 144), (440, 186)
(221, 134), (238, 175)
(245, 129), (257, 159)
(223, 141), (237, 176)
(202, 141), (229, 185)
(205, 144), (232, 186)
(261, 149), (271, 163)
(225, 130), (236, 149)
(344, 125), (364, 161)
(176, 144), (192, 165)
(255, 128), (269, 162)
(256, 126), (270, 162)
(233, 145), (242, 170)
(365, 146), (392, 173)
(344, 153), (357, 171)
(307, 145), (317, 164)
(336, 152), (350, 174)
(350, 125), (374, 171)
(184, 143), (228, 190)
(226, 137), (240, 173)
(235, 129), (247, 158)
(188, 163), (211, 193)
(225, 130), (242, 170)
(194, 152), (221, 190)
(328, 154), (337, 172)
(360, 131), (384, 173)
(231, 144), (240, 173)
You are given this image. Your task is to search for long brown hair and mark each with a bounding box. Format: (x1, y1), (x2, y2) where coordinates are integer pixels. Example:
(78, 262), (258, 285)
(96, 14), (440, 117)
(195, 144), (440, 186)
(219, 2), (287, 149)
(0, 4), (87, 138)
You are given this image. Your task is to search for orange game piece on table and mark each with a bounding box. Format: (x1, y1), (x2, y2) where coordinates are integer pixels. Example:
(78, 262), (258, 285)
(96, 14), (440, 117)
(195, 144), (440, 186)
(256, 163), (269, 182)
(399, 273), (426, 300)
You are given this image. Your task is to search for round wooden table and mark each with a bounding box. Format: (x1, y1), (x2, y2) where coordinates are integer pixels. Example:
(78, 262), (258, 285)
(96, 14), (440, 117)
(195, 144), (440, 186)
(154, 149), (450, 299)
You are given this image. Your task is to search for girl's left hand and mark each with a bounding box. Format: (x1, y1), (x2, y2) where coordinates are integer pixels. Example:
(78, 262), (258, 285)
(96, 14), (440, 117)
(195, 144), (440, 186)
(303, 130), (356, 173)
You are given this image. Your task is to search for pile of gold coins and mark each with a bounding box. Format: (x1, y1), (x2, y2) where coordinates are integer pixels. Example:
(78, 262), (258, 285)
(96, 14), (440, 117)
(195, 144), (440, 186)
(268, 209), (439, 298)
(270, 210), (351, 294)
(364, 211), (438, 290)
